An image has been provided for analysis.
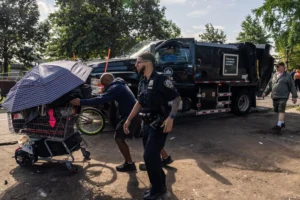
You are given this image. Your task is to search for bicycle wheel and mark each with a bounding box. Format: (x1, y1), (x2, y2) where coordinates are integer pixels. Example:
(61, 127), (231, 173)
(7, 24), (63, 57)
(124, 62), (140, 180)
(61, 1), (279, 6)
(76, 107), (105, 135)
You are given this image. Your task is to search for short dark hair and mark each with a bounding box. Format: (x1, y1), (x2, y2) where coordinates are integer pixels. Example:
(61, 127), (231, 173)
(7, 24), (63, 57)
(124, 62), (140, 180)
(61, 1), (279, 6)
(139, 52), (155, 65)
(276, 62), (285, 68)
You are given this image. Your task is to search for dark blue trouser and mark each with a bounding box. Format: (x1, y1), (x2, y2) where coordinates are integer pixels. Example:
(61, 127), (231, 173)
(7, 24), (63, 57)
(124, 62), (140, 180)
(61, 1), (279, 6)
(142, 124), (168, 193)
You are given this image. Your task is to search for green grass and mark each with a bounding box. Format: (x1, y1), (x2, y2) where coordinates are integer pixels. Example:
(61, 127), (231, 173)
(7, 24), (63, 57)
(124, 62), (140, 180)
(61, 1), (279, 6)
(0, 97), (6, 113)
(0, 97), (4, 104)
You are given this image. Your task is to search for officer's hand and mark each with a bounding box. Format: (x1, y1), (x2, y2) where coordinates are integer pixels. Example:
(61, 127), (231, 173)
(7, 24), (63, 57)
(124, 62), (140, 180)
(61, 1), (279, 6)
(123, 120), (131, 134)
(262, 93), (266, 99)
(70, 98), (80, 106)
(161, 117), (174, 133)
(292, 98), (297, 104)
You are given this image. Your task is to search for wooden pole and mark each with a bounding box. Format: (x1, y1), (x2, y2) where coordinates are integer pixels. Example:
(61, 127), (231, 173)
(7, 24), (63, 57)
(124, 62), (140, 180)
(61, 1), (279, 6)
(104, 48), (111, 73)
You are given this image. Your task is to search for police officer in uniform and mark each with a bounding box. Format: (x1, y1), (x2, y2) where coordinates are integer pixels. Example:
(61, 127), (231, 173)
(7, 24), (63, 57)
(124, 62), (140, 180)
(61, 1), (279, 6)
(123, 52), (181, 199)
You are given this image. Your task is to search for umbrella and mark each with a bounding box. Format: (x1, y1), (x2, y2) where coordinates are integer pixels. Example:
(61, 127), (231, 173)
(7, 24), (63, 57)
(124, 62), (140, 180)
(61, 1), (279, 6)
(2, 60), (93, 112)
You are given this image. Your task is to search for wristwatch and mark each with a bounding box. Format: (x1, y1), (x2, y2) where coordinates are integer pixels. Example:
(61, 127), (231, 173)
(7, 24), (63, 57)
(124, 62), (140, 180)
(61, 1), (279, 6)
(169, 114), (175, 119)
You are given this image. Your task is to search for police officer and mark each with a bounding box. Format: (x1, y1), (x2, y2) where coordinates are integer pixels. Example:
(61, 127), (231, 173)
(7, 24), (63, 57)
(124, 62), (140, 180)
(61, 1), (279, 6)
(123, 52), (181, 199)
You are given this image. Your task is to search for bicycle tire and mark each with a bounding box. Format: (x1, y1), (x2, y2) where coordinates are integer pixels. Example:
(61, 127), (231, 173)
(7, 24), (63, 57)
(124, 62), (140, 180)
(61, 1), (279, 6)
(76, 107), (106, 135)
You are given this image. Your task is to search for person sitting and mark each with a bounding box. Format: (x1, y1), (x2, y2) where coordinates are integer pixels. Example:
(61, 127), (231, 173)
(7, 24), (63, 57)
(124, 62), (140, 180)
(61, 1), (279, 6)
(160, 46), (177, 63)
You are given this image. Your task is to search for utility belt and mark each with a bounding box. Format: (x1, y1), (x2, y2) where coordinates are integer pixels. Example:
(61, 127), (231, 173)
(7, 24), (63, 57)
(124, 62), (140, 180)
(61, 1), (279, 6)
(138, 112), (165, 129)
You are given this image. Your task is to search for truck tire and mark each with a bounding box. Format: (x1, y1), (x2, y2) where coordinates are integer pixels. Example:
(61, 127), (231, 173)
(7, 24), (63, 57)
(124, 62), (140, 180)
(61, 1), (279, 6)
(231, 91), (251, 115)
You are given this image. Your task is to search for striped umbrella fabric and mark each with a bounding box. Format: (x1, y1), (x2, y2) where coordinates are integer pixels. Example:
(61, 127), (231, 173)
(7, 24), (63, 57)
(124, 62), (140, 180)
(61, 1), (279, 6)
(2, 61), (93, 112)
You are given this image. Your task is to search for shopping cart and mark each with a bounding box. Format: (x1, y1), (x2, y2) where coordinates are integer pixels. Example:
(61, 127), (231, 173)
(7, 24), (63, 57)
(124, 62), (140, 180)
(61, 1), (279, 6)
(8, 105), (90, 173)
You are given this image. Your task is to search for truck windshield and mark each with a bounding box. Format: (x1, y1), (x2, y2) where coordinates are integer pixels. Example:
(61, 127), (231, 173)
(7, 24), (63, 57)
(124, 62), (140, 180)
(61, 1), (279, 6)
(124, 41), (154, 58)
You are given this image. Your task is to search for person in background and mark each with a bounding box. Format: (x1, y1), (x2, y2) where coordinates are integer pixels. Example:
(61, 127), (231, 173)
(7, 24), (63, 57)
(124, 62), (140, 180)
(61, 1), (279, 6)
(263, 62), (298, 134)
(160, 45), (177, 63)
(290, 69), (296, 81)
(294, 69), (300, 91)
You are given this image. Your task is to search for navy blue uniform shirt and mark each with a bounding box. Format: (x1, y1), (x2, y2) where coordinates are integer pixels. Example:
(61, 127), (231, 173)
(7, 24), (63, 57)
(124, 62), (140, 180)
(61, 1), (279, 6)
(137, 71), (179, 114)
(80, 78), (136, 118)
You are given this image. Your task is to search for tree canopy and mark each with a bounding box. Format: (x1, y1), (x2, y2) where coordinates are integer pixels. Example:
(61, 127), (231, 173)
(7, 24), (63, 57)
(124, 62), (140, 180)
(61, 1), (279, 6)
(0, 0), (50, 73)
(199, 23), (227, 44)
(236, 15), (271, 44)
(47, 0), (181, 60)
(253, 0), (300, 69)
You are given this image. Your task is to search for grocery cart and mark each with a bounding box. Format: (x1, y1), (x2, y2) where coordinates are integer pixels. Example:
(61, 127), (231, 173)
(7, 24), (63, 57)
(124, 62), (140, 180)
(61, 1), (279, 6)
(8, 105), (90, 172)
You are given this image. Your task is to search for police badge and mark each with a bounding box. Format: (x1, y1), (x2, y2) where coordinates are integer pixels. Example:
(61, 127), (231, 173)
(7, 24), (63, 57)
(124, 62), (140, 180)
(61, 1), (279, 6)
(164, 79), (174, 88)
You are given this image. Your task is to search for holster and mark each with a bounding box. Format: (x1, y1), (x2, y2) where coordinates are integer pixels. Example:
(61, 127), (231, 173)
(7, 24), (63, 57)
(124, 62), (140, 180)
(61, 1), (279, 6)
(138, 112), (164, 129)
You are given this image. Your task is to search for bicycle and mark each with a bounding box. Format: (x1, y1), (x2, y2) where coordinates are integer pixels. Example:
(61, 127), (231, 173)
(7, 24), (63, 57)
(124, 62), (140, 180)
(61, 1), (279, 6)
(76, 106), (106, 135)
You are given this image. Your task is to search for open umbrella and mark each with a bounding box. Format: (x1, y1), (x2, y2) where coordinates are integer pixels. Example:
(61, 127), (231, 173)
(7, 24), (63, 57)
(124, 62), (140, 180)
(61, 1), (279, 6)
(2, 60), (93, 112)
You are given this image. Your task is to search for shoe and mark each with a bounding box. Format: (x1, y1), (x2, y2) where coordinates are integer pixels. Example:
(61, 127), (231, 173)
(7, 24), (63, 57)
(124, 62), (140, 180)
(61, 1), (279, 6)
(162, 156), (174, 166)
(144, 189), (151, 196)
(272, 125), (281, 131)
(143, 188), (167, 200)
(139, 163), (147, 171)
(271, 125), (282, 135)
(116, 162), (136, 172)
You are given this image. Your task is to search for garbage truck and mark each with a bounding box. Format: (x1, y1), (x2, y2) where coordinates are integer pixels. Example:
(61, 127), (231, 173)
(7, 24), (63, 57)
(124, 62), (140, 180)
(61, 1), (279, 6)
(87, 38), (274, 123)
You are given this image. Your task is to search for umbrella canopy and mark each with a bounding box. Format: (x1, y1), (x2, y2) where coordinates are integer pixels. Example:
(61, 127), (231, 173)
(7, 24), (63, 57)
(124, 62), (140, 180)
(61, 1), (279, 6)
(2, 60), (93, 112)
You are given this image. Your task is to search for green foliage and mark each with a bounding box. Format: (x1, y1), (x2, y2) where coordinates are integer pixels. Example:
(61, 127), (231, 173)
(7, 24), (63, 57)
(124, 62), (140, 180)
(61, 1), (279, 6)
(236, 15), (271, 44)
(0, 0), (51, 72)
(253, 0), (300, 68)
(199, 23), (227, 44)
(48, 0), (181, 59)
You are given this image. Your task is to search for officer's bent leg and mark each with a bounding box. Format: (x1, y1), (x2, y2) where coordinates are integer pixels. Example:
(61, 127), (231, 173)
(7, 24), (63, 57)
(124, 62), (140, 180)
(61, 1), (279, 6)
(143, 124), (167, 193)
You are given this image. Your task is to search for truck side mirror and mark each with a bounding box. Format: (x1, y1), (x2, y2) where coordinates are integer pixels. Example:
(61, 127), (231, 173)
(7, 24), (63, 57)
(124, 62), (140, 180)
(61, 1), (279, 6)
(150, 44), (155, 55)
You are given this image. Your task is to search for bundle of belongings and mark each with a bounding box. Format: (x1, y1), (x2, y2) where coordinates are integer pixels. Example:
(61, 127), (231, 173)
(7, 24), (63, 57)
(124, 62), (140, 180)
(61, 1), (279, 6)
(12, 84), (92, 136)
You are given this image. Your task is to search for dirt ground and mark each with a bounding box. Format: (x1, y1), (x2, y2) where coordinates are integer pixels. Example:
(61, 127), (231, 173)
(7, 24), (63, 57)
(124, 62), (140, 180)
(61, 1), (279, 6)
(1, 97), (300, 200)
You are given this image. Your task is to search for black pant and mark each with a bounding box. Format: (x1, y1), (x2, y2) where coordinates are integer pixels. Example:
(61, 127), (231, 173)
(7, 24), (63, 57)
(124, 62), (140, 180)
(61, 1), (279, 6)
(142, 123), (168, 193)
(295, 79), (300, 91)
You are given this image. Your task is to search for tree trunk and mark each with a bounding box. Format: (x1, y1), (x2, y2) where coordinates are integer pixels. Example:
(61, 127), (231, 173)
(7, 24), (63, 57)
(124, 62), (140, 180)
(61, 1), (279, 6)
(3, 40), (9, 74)
(3, 56), (8, 74)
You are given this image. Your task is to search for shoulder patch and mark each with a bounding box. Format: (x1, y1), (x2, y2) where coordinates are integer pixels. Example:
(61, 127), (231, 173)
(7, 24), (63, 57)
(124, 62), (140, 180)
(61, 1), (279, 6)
(164, 79), (174, 89)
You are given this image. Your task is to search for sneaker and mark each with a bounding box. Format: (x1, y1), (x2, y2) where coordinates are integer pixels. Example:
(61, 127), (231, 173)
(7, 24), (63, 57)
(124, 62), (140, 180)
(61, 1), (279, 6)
(271, 125), (282, 135)
(139, 163), (147, 171)
(143, 187), (167, 200)
(116, 162), (136, 172)
(162, 156), (174, 166)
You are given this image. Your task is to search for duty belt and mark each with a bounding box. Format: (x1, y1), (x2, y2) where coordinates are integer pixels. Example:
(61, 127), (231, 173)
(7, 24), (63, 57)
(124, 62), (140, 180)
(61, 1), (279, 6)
(138, 112), (164, 129)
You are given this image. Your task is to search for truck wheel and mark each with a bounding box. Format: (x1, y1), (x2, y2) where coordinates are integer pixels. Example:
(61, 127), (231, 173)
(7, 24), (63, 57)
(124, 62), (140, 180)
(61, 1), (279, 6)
(231, 92), (251, 115)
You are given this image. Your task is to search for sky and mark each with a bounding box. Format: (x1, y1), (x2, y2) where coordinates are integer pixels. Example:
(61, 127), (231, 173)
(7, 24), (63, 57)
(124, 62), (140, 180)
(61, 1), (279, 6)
(37, 0), (266, 43)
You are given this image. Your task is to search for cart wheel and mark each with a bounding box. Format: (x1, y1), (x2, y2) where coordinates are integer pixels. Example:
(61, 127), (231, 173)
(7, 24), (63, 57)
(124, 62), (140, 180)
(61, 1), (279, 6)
(15, 149), (32, 167)
(76, 107), (106, 135)
(83, 151), (91, 159)
(65, 162), (77, 173)
(81, 148), (91, 159)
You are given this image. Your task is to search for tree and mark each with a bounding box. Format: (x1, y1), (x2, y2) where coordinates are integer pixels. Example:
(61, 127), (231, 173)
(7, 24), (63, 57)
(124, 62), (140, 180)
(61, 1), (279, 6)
(0, 0), (50, 73)
(199, 23), (227, 43)
(236, 15), (271, 44)
(47, 0), (181, 60)
(253, 0), (300, 68)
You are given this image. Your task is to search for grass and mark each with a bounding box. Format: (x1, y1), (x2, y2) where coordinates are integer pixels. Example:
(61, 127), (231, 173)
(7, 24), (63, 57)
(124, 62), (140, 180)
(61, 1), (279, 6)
(0, 97), (6, 113)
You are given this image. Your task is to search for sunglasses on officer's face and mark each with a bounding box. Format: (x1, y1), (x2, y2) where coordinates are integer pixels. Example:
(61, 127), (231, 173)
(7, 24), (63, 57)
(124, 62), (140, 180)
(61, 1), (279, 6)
(136, 60), (149, 65)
